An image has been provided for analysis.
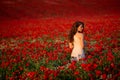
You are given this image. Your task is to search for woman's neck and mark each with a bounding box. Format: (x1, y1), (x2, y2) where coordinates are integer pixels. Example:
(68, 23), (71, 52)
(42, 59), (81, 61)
(77, 31), (83, 33)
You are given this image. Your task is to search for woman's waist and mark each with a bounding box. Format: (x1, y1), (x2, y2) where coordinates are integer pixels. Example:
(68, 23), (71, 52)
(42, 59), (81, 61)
(73, 46), (83, 50)
(73, 45), (82, 48)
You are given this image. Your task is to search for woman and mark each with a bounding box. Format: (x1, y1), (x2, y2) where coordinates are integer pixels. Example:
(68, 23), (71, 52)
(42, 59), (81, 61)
(68, 21), (85, 62)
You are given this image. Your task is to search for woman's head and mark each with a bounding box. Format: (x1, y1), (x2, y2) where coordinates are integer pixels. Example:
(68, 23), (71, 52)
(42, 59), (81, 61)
(68, 21), (84, 42)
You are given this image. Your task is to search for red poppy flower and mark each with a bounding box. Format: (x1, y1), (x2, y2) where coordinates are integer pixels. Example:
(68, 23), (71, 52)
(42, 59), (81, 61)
(95, 70), (101, 76)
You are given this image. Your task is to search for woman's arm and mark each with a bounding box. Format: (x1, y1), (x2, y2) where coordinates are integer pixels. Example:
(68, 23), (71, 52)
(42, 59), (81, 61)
(78, 34), (84, 49)
(69, 42), (73, 49)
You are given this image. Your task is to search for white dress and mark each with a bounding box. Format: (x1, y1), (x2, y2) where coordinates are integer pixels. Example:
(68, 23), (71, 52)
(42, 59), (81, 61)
(71, 35), (85, 61)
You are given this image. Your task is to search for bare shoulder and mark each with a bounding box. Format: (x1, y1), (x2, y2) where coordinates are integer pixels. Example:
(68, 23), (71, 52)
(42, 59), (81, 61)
(77, 33), (84, 38)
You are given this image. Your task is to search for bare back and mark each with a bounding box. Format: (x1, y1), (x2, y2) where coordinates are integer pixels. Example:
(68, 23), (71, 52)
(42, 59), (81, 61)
(74, 33), (84, 49)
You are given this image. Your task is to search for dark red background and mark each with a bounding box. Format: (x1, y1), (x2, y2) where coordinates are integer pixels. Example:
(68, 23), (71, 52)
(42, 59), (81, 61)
(0, 0), (120, 20)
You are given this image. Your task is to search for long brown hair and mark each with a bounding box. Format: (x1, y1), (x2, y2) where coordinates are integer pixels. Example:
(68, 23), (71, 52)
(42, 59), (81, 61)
(68, 21), (84, 43)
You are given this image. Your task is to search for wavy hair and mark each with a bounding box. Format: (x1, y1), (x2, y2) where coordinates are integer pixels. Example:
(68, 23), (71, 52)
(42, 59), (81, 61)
(68, 21), (84, 43)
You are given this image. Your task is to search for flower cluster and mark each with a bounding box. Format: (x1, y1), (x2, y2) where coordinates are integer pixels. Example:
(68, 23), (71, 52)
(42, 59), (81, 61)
(0, 16), (119, 80)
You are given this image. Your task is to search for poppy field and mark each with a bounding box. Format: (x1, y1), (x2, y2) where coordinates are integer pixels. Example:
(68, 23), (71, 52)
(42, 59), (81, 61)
(0, 15), (120, 80)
